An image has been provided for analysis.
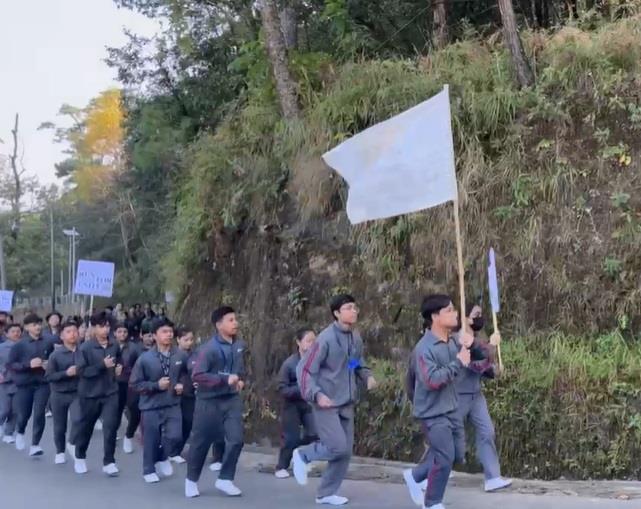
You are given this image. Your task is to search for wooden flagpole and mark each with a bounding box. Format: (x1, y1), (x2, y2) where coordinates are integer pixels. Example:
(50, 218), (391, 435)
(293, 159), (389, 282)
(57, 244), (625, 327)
(492, 311), (504, 371)
(453, 198), (467, 332)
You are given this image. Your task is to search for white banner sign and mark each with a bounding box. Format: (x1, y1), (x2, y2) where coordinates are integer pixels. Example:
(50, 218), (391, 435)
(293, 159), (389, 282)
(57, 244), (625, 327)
(74, 260), (115, 298)
(0, 290), (13, 312)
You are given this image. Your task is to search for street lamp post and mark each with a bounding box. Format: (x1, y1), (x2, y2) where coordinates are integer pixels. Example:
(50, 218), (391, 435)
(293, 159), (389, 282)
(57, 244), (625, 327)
(63, 227), (80, 304)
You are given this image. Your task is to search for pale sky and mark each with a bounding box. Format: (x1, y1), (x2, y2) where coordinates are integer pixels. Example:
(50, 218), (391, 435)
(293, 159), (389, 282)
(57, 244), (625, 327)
(0, 0), (160, 185)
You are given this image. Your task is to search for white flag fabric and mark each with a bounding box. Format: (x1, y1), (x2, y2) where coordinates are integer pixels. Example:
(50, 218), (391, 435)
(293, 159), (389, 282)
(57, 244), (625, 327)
(322, 86), (457, 224)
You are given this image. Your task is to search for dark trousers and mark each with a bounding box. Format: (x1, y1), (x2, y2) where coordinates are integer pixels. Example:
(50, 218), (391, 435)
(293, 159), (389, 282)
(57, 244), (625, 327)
(187, 396), (244, 482)
(0, 384), (16, 435)
(178, 396), (195, 454)
(50, 391), (81, 453)
(276, 401), (317, 470)
(75, 393), (119, 465)
(117, 382), (141, 439)
(211, 441), (225, 462)
(141, 405), (182, 475)
(14, 383), (50, 445)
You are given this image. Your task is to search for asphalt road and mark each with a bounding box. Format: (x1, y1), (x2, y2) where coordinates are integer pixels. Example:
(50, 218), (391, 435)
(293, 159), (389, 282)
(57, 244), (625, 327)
(0, 423), (634, 509)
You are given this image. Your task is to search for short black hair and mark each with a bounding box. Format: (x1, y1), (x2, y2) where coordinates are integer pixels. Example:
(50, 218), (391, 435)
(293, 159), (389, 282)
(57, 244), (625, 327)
(211, 306), (235, 325)
(0, 311), (8, 317)
(90, 311), (110, 327)
(151, 316), (174, 334)
(114, 322), (128, 331)
(23, 313), (43, 326)
(60, 320), (79, 332)
(7, 323), (22, 332)
(295, 327), (314, 342)
(46, 311), (63, 322)
(329, 294), (355, 320)
(420, 294), (452, 329)
(176, 325), (193, 338)
(140, 318), (153, 334)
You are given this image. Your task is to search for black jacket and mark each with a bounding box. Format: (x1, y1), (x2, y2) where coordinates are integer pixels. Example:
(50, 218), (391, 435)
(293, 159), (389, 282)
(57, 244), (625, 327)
(46, 346), (79, 393)
(116, 341), (143, 383)
(129, 347), (187, 410)
(76, 338), (121, 398)
(278, 353), (305, 402)
(8, 336), (54, 386)
(179, 349), (197, 399)
(192, 335), (246, 400)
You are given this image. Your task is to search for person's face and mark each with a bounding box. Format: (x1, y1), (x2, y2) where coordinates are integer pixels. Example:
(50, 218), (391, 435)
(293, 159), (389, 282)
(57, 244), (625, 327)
(154, 326), (174, 347)
(216, 313), (239, 338)
(61, 326), (79, 346)
(142, 332), (154, 348)
(432, 302), (459, 330)
(177, 332), (194, 351)
(78, 323), (87, 338)
(6, 326), (21, 341)
(25, 322), (42, 337)
(334, 302), (358, 326)
(115, 327), (129, 343)
(94, 323), (110, 339)
(48, 314), (60, 328)
(297, 331), (316, 355)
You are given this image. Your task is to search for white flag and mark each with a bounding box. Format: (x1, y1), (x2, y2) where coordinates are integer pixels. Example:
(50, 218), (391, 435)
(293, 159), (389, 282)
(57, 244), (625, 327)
(322, 86), (457, 224)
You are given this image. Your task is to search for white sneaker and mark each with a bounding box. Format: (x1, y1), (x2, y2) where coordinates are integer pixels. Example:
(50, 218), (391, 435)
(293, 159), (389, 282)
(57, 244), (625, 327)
(275, 469), (290, 479)
(102, 463), (119, 477)
(215, 479), (242, 496)
(403, 469), (424, 507)
(144, 473), (160, 483)
(185, 479), (200, 498)
(55, 453), (66, 464)
(2, 434), (15, 444)
(123, 437), (133, 454)
(15, 433), (25, 451)
(29, 445), (44, 457)
(66, 442), (75, 458)
(74, 458), (88, 474)
(484, 477), (512, 492)
(426, 505), (445, 509)
(208, 461), (222, 472)
(46, 410), (53, 418)
(420, 479), (428, 491)
(316, 495), (349, 506)
(95, 420), (103, 431)
(292, 449), (308, 486)
(169, 455), (186, 464)
(155, 460), (173, 477)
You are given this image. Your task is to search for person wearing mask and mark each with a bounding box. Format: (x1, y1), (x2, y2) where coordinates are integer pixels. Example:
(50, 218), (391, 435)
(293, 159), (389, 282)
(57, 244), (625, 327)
(173, 326), (196, 463)
(8, 314), (53, 456)
(130, 317), (187, 483)
(0, 323), (22, 443)
(45, 320), (81, 465)
(185, 306), (247, 498)
(274, 327), (318, 479)
(402, 295), (474, 509)
(114, 322), (142, 455)
(73, 311), (123, 476)
(293, 294), (377, 506)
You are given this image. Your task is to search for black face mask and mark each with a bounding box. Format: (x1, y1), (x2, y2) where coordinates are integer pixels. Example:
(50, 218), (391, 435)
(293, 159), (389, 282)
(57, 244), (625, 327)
(471, 316), (485, 332)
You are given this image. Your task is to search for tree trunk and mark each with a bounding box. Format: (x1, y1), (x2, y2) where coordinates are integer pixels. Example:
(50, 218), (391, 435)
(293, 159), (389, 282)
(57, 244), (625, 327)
(279, 5), (298, 50)
(10, 113), (21, 228)
(432, 0), (449, 50)
(259, 0), (300, 120)
(498, 0), (535, 88)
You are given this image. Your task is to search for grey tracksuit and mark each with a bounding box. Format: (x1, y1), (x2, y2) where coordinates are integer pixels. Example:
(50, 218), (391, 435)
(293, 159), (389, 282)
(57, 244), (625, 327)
(455, 336), (501, 481)
(130, 347), (187, 475)
(116, 341), (142, 440)
(276, 353), (317, 470)
(8, 336), (54, 445)
(45, 346), (81, 454)
(187, 335), (246, 482)
(74, 338), (122, 465)
(296, 323), (372, 498)
(0, 340), (17, 436)
(411, 331), (466, 508)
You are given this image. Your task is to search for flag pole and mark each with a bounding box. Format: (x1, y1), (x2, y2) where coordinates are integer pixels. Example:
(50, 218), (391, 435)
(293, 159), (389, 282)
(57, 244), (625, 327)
(492, 311), (504, 371)
(453, 197), (467, 333)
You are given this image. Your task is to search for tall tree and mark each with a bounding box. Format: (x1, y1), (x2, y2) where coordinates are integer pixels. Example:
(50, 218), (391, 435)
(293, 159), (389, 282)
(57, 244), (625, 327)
(432, 0), (449, 49)
(258, 0), (301, 119)
(498, 0), (535, 88)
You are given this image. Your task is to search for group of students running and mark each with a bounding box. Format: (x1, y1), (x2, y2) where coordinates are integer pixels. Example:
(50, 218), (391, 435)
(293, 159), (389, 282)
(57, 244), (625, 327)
(0, 292), (510, 509)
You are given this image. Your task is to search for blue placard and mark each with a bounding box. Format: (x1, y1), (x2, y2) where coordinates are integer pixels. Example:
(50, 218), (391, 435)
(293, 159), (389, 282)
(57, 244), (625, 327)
(488, 248), (500, 313)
